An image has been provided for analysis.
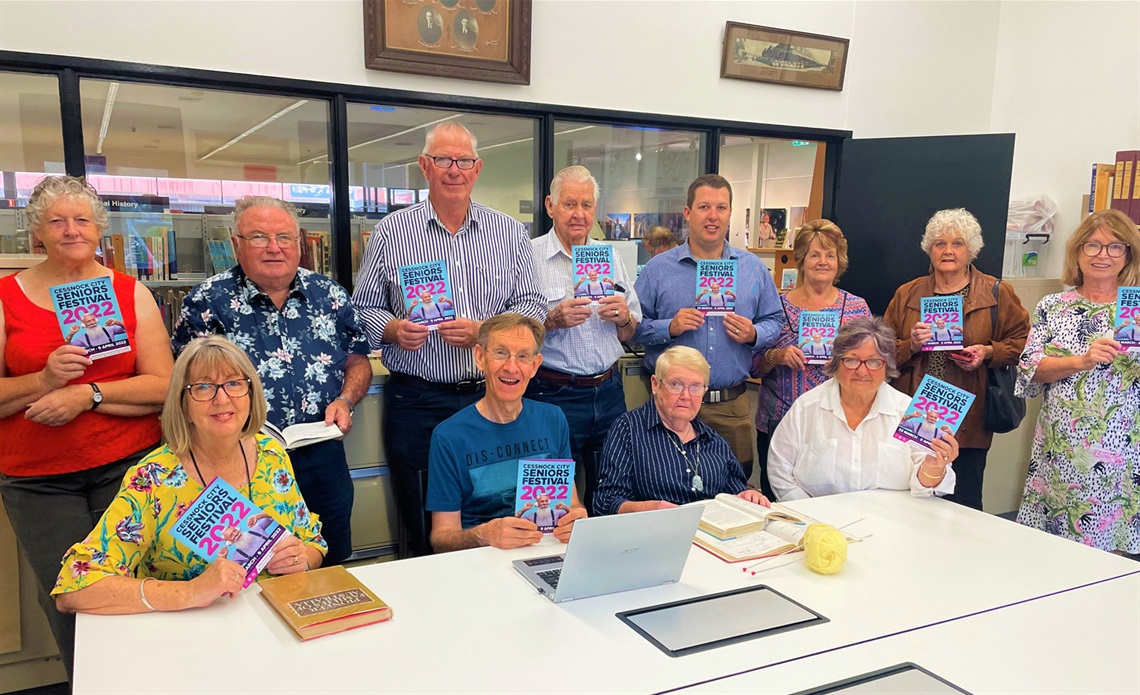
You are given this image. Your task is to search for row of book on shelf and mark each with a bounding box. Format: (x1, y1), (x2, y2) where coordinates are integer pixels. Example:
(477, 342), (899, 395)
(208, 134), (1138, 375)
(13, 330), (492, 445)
(1090, 149), (1140, 224)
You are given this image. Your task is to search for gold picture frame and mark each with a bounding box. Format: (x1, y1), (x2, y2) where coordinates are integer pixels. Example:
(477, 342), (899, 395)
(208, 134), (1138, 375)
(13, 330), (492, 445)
(721, 22), (849, 91)
(364, 0), (532, 85)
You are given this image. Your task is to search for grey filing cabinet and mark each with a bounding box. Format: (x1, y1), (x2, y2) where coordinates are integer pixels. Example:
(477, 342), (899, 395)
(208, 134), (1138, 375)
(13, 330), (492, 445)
(618, 354), (652, 411)
(342, 357), (399, 561)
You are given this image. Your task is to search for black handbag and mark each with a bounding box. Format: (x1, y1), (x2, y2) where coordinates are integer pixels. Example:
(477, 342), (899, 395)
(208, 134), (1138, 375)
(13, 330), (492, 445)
(982, 279), (1026, 433)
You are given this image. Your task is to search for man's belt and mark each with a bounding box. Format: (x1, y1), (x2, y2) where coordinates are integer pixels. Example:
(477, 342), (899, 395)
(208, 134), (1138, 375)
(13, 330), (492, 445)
(703, 383), (747, 404)
(535, 365), (615, 387)
(389, 371), (486, 394)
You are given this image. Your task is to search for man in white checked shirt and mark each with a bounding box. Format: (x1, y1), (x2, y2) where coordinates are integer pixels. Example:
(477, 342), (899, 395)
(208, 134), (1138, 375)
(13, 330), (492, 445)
(525, 166), (640, 513)
(352, 121), (546, 557)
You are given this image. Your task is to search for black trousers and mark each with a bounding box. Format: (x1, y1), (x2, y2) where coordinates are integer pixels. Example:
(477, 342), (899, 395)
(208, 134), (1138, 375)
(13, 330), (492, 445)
(944, 447), (988, 511)
(290, 438), (354, 566)
(384, 377), (482, 557)
(0, 446), (151, 681)
(754, 428), (776, 501)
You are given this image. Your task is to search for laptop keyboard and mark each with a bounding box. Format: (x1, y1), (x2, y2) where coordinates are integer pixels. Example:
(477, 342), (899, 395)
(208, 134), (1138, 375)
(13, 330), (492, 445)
(537, 569), (561, 589)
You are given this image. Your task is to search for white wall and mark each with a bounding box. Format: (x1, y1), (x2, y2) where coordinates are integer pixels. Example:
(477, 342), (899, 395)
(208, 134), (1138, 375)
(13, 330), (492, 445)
(990, 1), (1140, 280)
(2, 0), (1137, 272)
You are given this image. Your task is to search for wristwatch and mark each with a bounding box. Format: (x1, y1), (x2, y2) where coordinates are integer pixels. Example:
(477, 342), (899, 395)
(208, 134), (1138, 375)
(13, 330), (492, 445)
(334, 395), (354, 415)
(90, 383), (104, 410)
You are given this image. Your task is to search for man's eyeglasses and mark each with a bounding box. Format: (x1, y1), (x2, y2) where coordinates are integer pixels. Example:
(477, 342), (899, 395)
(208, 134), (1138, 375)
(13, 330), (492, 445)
(1080, 241), (1130, 258)
(426, 155), (478, 170)
(185, 379), (252, 402)
(488, 349), (538, 365)
(235, 233), (299, 249)
(839, 357), (886, 371)
(662, 381), (708, 397)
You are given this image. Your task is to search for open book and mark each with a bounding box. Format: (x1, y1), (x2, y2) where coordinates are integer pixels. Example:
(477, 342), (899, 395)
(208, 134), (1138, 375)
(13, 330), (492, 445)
(261, 421), (344, 451)
(687, 494), (859, 563)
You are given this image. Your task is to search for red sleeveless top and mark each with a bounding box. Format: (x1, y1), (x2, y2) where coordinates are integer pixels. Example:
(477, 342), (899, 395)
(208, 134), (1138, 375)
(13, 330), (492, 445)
(0, 271), (162, 476)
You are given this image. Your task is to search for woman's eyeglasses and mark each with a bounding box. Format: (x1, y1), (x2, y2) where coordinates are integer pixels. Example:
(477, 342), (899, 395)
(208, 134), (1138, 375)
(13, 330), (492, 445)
(185, 379), (251, 401)
(839, 357), (886, 371)
(1080, 241), (1129, 258)
(662, 381), (708, 397)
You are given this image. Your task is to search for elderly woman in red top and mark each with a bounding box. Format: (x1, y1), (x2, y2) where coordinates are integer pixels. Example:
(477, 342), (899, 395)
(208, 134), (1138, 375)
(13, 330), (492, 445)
(0, 176), (172, 679)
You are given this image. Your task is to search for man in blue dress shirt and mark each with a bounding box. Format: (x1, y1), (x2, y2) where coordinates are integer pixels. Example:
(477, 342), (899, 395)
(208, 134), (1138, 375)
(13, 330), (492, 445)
(173, 196), (372, 565)
(526, 166), (640, 514)
(634, 174), (783, 479)
(352, 122), (546, 556)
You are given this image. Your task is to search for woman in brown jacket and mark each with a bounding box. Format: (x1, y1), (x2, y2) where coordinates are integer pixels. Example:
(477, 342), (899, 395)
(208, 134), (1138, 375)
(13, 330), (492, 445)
(884, 208), (1029, 511)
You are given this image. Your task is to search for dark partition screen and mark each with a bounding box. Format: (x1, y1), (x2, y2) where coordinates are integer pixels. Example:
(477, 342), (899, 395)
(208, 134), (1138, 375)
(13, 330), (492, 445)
(833, 133), (1015, 315)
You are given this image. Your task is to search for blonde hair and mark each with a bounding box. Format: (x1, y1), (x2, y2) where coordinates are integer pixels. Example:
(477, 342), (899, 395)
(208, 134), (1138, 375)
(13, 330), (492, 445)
(1061, 209), (1140, 287)
(921, 208), (984, 261)
(655, 345), (710, 383)
(25, 175), (109, 233)
(163, 336), (267, 455)
(477, 313), (545, 351)
(793, 219), (849, 282)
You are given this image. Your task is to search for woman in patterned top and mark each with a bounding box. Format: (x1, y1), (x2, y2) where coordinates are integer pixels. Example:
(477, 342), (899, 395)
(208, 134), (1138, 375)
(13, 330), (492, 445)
(1015, 209), (1140, 554)
(53, 336), (326, 614)
(752, 220), (870, 498)
(884, 209), (1029, 511)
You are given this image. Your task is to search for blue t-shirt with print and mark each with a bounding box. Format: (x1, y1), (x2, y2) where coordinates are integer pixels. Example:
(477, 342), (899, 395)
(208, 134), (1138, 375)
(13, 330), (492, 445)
(426, 400), (571, 529)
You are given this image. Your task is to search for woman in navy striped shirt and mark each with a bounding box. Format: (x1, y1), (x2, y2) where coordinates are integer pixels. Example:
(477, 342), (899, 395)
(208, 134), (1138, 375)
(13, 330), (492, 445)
(593, 346), (769, 515)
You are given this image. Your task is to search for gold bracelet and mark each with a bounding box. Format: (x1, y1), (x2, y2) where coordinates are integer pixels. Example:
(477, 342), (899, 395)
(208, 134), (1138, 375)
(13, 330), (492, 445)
(765, 349), (778, 366)
(919, 467), (945, 480)
(139, 576), (157, 612)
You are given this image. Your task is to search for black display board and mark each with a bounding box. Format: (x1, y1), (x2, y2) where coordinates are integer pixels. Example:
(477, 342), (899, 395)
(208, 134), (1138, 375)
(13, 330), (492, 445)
(833, 134), (1016, 315)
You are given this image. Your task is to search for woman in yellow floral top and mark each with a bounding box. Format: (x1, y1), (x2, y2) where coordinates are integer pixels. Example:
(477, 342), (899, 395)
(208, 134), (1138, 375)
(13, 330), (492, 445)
(54, 336), (326, 614)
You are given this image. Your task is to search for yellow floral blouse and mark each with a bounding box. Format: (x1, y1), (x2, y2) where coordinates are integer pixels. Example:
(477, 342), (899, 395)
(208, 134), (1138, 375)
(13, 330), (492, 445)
(52, 436), (326, 595)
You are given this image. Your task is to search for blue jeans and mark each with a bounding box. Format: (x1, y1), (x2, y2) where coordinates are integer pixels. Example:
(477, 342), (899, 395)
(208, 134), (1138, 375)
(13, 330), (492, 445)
(384, 378), (483, 557)
(525, 373), (626, 514)
(289, 438), (354, 565)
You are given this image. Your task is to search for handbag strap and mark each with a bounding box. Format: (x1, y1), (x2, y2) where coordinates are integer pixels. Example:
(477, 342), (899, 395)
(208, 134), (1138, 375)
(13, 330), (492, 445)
(989, 279), (1000, 337)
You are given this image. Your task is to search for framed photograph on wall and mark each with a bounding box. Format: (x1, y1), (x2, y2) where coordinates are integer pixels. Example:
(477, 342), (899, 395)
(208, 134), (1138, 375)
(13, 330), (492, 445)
(721, 22), (849, 91)
(364, 0), (532, 85)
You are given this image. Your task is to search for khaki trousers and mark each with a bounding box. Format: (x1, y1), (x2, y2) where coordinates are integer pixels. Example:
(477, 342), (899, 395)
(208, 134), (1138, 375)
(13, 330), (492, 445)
(699, 395), (754, 480)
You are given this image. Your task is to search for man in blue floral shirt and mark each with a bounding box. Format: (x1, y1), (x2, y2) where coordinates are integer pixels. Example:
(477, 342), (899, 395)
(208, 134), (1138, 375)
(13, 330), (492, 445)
(172, 196), (372, 565)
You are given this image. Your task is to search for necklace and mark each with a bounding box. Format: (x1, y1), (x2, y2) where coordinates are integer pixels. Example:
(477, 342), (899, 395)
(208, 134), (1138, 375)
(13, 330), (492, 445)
(188, 440), (251, 499)
(665, 429), (703, 492)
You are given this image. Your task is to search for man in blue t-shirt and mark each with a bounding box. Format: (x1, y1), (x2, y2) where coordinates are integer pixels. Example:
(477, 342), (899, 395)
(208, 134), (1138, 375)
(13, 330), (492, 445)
(426, 313), (588, 553)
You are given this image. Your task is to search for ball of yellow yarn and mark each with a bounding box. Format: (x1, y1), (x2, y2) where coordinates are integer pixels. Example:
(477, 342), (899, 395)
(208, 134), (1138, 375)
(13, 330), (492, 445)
(802, 523), (847, 575)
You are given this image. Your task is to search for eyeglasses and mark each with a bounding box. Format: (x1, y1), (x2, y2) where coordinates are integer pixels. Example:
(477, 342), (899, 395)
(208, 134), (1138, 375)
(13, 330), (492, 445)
(1080, 241), (1130, 258)
(185, 379), (251, 402)
(488, 349), (538, 365)
(839, 357), (886, 371)
(663, 381), (708, 397)
(235, 233), (299, 248)
(426, 155), (478, 170)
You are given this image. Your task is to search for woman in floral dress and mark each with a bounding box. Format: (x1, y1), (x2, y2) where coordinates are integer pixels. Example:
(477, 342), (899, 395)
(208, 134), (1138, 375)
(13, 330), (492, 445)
(53, 336), (325, 613)
(1016, 210), (1140, 553)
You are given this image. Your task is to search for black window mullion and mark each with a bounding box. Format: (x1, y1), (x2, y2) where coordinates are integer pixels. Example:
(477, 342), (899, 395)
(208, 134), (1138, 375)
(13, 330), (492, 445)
(328, 94), (353, 291)
(59, 68), (86, 177)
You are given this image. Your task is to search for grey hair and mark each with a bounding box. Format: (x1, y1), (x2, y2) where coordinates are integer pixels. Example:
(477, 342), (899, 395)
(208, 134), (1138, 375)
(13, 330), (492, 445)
(920, 208), (984, 261)
(822, 316), (900, 379)
(422, 121), (479, 158)
(655, 345), (710, 383)
(26, 176), (109, 233)
(549, 165), (599, 204)
(233, 196), (299, 231)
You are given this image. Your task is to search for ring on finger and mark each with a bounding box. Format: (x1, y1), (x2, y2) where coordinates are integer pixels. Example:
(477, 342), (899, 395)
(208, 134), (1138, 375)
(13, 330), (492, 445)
(293, 555), (299, 565)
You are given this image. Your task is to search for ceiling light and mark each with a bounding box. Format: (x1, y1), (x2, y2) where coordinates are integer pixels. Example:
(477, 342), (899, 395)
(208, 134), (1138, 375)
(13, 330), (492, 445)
(96, 82), (118, 155)
(199, 100), (309, 161)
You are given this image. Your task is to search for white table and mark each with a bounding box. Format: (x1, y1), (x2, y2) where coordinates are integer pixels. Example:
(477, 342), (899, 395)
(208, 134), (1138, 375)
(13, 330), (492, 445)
(73, 491), (1140, 694)
(669, 573), (1140, 694)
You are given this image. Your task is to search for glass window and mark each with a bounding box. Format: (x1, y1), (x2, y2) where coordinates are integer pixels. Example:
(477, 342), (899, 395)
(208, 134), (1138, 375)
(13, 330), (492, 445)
(718, 135), (821, 249)
(344, 104), (538, 281)
(77, 79), (333, 299)
(554, 122), (705, 275)
(0, 71), (66, 261)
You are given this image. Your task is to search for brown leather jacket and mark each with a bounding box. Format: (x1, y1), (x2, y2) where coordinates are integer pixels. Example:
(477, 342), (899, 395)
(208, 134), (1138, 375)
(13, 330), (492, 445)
(883, 268), (1029, 450)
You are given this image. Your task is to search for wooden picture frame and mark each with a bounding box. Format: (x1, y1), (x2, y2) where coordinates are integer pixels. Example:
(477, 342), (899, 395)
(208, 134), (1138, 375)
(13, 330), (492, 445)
(720, 22), (849, 91)
(364, 0), (532, 85)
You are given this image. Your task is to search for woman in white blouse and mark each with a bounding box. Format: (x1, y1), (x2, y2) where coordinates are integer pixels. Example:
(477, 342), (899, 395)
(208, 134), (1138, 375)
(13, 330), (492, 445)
(768, 317), (959, 501)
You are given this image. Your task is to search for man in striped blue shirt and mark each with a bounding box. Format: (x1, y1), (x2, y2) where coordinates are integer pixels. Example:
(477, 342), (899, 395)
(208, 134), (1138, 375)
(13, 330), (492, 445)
(352, 122), (546, 556)
(525, 166), (641, 514)
(634, 175), (783, 480)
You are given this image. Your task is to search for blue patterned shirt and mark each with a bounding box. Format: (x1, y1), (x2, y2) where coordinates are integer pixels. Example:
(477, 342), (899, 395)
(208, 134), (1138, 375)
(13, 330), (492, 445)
(633, 241), (783, 389)
(593, 401), (747, 516)
(172, 266), (369, 428)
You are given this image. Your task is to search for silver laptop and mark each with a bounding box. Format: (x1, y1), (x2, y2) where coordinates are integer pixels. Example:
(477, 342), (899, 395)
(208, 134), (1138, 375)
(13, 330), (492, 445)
(511, 505), (703, 603)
